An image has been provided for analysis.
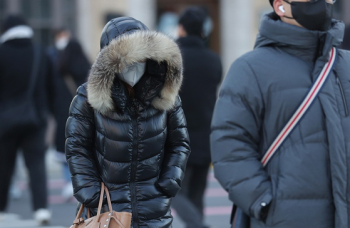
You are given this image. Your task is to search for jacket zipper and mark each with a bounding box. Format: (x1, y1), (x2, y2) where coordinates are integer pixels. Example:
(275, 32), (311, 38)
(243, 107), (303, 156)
(130, 103), (139, 227)
(335, 75), (349, 117)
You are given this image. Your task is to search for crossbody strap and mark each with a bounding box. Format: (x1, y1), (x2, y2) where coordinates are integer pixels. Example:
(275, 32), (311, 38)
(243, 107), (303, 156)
(26, 44), (41, 97)
(261, 47), (338, 167)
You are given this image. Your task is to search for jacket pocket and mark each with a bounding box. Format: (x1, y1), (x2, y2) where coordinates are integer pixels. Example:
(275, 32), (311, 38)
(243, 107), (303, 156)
(265, 179), (277, 226)
(335, 74), (349, 116)
(264, 153), (280, 226)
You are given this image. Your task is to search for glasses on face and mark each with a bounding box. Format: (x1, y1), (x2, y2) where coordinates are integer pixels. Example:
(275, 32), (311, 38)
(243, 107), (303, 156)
(309, 0), (337, 3)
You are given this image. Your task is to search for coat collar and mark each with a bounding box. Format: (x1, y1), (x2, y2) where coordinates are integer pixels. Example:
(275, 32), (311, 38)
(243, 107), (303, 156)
(177, 36), (205, 48)
(255, 13), (344, 62)
(87, 30), (183, 115)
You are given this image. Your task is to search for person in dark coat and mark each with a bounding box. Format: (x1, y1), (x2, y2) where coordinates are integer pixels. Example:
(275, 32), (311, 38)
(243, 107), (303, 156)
(211, 0), (350, 228)
(47, 28), (90, 200)
(171, 6), (222, 228)
(0, 15), (55, 225)
(65, 17), (190, 228)
(342, 24), (350, 50)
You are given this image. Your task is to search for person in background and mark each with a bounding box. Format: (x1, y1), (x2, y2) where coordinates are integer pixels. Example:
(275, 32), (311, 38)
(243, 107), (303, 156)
(47, 28), (90, 200)
(342, 24), (350, 50)
(211, 0), (350, 227)
(0, 15), (56, 225)
(171, 6), (222, 228)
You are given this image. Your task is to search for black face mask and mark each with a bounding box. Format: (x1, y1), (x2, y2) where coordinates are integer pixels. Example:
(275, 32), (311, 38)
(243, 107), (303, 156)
(283, 0), (333, 31)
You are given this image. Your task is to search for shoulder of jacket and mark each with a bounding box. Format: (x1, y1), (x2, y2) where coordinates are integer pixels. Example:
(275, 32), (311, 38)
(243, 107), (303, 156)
(168, 95), (182, 112)
(229, 47), (281, 74)
(338, 48), (350, 59)
(175, 95), (182, 105)
(334, 49), (350, 79)
(207, 50), (222, 64)
(77, 83), (88, 97)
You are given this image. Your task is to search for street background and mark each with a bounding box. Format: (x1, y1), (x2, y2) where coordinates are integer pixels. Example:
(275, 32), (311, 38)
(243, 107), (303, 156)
(1, 0), (350, 228)
(1, 0), (349, 76)
(1, 148), (231, 228)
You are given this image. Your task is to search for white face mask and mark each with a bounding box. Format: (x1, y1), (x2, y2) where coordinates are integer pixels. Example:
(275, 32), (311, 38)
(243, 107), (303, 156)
(55, 37), (69, 50)
(118, 62), (146, 87)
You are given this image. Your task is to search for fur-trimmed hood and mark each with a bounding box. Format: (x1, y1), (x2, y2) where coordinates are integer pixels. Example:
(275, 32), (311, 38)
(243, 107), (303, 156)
(87, 30), (183, 114)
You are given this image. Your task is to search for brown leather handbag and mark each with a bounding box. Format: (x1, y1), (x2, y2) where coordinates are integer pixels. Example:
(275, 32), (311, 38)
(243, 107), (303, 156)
(70, 183), (131, 228)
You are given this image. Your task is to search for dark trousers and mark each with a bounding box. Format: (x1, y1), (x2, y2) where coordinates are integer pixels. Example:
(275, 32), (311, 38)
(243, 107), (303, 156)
(0, 127), (48, 211)
(171, 164), (210, 228)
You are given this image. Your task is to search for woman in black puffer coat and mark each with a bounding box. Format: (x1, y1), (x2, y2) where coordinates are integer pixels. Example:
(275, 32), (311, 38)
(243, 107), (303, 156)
(65, 17), (190, 228)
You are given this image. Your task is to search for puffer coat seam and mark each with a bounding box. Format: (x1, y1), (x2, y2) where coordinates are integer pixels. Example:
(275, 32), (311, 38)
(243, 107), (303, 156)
(241, 58), (266, 110)
(137, 195), (164, 202)
(139, 153), (163, 162)
(142, 212), (173, 221)
(230, 172), (264, 188)
(276, 139), (328, 152)
(167, 165), (183, 171)
(163, 151), (186, 157)
(167, 125), (186, 133)
(98, 155), (132, 164)
(66, 134), (94, 143)
(139, 128), (166, 141)
(97, 149), (162, 165)
(138, 111), (164, 121)
(97, 131), (132, 143)
(70, 113), (93, 124)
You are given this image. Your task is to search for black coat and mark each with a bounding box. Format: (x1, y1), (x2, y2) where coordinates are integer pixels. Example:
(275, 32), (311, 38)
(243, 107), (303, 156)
(0, 38), (55, 129)
(65, 29), (190, 228)
(178, 36), (222, 166)
(342, 25), (350, 51)
(47, 39), (90, 152)
(211, 14), (350, 228)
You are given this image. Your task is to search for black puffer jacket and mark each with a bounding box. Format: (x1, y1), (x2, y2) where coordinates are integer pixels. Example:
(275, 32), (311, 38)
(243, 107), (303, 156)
(66, 18), (190, 228)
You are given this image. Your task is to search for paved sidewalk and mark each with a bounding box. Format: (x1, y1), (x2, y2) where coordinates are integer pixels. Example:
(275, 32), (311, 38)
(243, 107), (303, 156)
(0, 149), (232, 228)
(0, 214), (64, 228)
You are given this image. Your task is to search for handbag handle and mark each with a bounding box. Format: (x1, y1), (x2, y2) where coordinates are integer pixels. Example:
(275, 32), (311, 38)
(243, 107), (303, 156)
(73, 182), (113, 223)
(96, 183), (113, 221)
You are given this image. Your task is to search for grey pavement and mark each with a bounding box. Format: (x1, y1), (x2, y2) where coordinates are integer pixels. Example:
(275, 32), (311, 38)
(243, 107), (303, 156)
(0, 149), (232, 228)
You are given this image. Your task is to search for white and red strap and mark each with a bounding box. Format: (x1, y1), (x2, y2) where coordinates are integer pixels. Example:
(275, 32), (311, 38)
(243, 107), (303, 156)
(261, 47), (337, 167)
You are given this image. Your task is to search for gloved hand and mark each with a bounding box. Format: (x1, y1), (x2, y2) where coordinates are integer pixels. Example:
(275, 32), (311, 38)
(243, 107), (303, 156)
(146, 59), (167, 77)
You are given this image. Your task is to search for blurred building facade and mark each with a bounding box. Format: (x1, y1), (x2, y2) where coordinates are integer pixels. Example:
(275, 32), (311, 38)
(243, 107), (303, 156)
(0, 0), (349, 75)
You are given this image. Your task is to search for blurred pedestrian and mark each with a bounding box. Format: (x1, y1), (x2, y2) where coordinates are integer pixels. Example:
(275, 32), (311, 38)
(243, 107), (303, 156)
(171, 6), (222, 228)
(65, 17), (190, 227)
(342, 24), (350, 50)
(0, 15), (55, 225)
(47, 28), (90, 201)
(211, 0), (350, 228)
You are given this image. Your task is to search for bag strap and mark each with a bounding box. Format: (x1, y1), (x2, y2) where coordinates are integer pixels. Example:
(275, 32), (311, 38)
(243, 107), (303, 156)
(26, 44), (41, 97)
(229, 47), (338, 226)
(74, 183), (114, 222)
(96, 182), (113, 220)
(261, 47), (337, 166)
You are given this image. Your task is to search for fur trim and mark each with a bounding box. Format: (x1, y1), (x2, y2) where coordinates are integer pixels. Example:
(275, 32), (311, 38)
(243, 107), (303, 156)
(87, 31), (183, 114)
